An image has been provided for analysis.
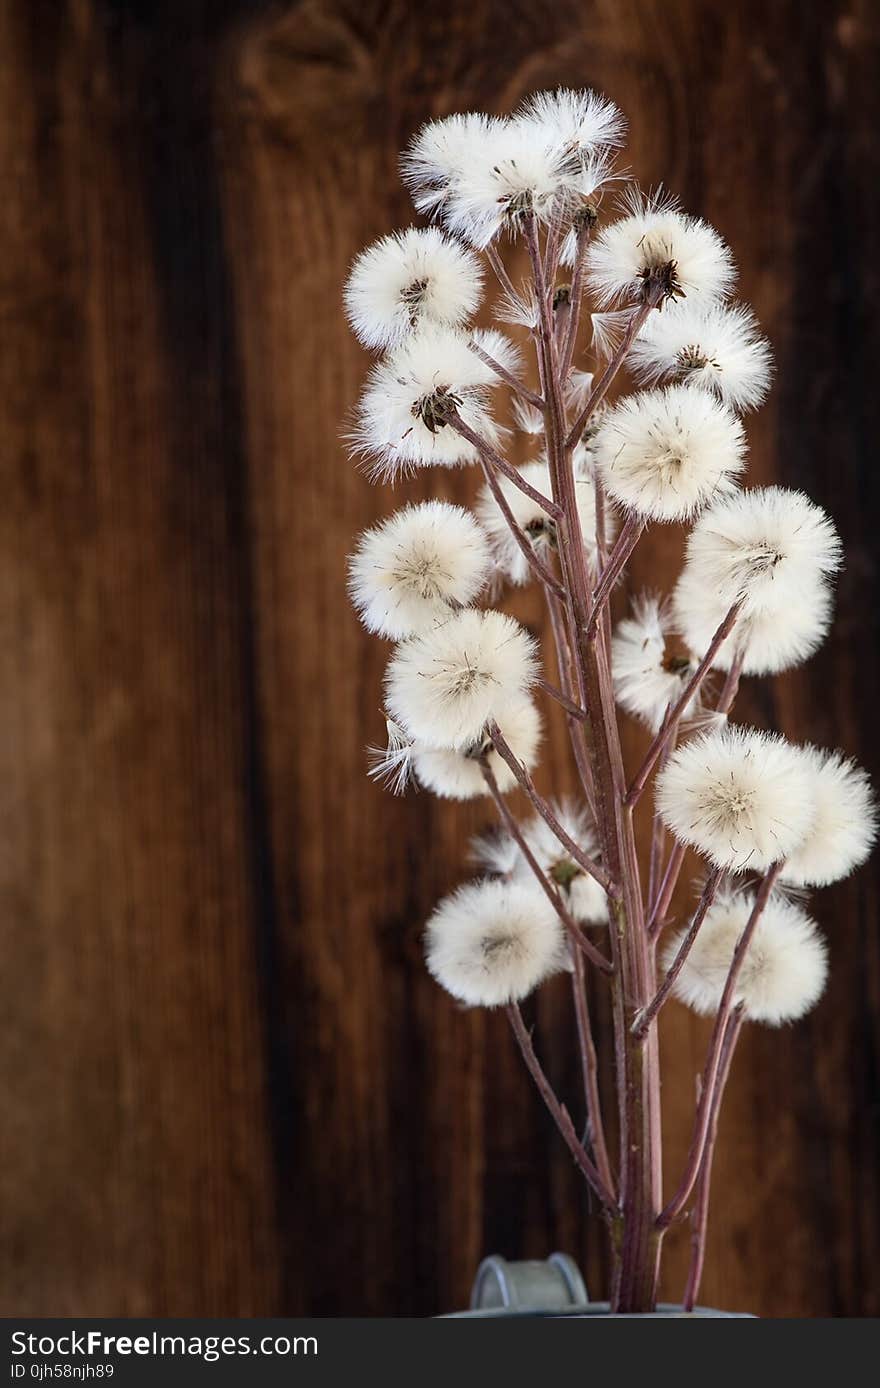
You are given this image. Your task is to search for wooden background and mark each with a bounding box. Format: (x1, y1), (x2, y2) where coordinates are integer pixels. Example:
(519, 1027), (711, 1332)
(1, 0), (878, 1317)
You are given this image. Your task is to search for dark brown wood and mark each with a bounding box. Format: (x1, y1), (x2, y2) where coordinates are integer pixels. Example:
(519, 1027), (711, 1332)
(0, 0), (877, 1316)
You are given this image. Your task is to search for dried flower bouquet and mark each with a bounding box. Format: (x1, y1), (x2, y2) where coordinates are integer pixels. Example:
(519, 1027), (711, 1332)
(343, 89), (875, 1313)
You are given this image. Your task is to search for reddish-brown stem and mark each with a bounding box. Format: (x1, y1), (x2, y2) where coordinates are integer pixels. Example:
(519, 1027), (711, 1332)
(488, 722), (618, 903)
(658, 863), (783, 1228)
(626, 602), (742, 807)
(632, 867), (725, 1039)
(716, 645), (747, 716)
(507, 1003), (617, 1212)
(682, 1006), (745, 1311)
(480, 758), (611, 974)
(444, 406), (562, 518)
(572, 945), (616, 1200)
(473, 451), (564, 595)
(647, 840), (687, 937)
(468, 339), (544, 408)
(546, 590), (598, 824)
(560, 222), (592, 379)
(485, 242), (520, 303)
(566, 296), (660, 450)
(536, 675), (587, 721)
(587, 515), (645, 635)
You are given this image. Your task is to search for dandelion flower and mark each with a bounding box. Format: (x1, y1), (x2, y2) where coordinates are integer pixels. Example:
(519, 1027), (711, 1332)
(413, 694), (542, 800)
(425, 878), (567, 1007)
(586, 188), (736, 306)
(656, 725), (816, 872)
(348, 501), (492, 639)
(471, 800), (607, 926)
(677, 487), (842, 618)
(442, 119), (570, 248)
(781, 748), (876, 888)
(593, 384), (746, 522)
(630, 300), (773, 412)
(611, 594), (701, 732)
(664, 889), (828, 1025)
(352, 325), (511, 480)
(385, 608), (538, 750)
(506, 800), (608, 925)
(401, 112), (503, 217)
(367, 717), (417, 796)
(516, 88), (627, 160)
(344, 227), (484, 351)
(674, 569), (833, 676)
(476, 453), (610, 585)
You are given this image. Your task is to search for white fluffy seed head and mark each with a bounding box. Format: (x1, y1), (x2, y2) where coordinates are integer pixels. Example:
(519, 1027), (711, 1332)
(384, 608), (539, 750)
(656, 725), (816, 872)
(611, 594), (701, 732)
(425, 877), (567, 1006)
(352, 325), (510, 480)
(515, 87), (627, 160)
(344, 227), (484, 351)
(348, 501), (492, 639)
(674, 569), (833, 675)
(476, 455), (610, 585)
(780, 748), (877, 888)
(442, 119), (571, 248)
(471, 801), (607, 926)
(401, 112), (504, 217)
(630, 300), (773, 412)
(594, 384), (747, 522)
(677, 487), (842, 619)
(586, 188), (736, 307)
(664, 889), (828, 1025)
(412, 694), (542, 800)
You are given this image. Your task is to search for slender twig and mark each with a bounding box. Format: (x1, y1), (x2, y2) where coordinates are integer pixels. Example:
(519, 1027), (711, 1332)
(480, 758), (612, 975)
(632, 867), (725, 1039)
(474, 451), (564, 596)
(546, 591), (598, 823)
(560, 222), (592, 379)
(507, 1003), (618, 1211)
(572, 945), (617, 1199)
(566, 295), (660, 450)
(626, 602), (742, 806)
(468, 339), (544, 408)
(488, 721), (619, 900)
(444, 405), (562, 518)
(587, 515), (645, 636)
(536, 675), (588, 721)
(682, 1006), (745, 1311)
(485, 242), (520, 303)
(647, 840), (686, 937)
(657, 863), (783, 1228)
(716, 645), (747, 716)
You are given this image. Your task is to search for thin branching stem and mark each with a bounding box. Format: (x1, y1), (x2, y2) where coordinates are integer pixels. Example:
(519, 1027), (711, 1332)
(632, 867), (725, 1039)
(444, 405), (563, 518)
(536, 675), (588, 721)
(657, 864), (782, 1228)
(468, 339), (544, 407)
(473, 451), (564, 595)
(566, 294), (661, 450)
(587, 514), (645, 635)
(507, 1003), (618, 1212)
(572, 945), (617, 1200)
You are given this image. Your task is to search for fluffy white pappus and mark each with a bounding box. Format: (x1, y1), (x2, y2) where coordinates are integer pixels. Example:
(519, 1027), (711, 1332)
(412, 694), (542, 800)
(352, 325), (509, 480)
(470, 327), (524, 381)
(674, 569), (833, 676)
(780, 748), (877, 888)
(385, 608), (539, 750)
(367, 718), (416, 796)
(586, 188), (736, 307)
(516, 801), (608, 926)
(424, 877), (567, 1007)
(656, 725), (816, 872)
(442, 119), (571, 249)
(401, 112), (503, 217)
(348, 501), (492, 639)
(630, 300), (773, 412)
(677, 486), (842, 619)
(593, 384), (747, 522)
(515, 88), (627, 160)
(664, 889), (828, 1025)
(611, 594), (700, 732)
(558, 152), (621, 266)
(476, 457), (610, 585)
(343, 227), (484, 352)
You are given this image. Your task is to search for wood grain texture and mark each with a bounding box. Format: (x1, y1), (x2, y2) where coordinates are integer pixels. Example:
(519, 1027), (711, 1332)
(0, 0), (877, 1316)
